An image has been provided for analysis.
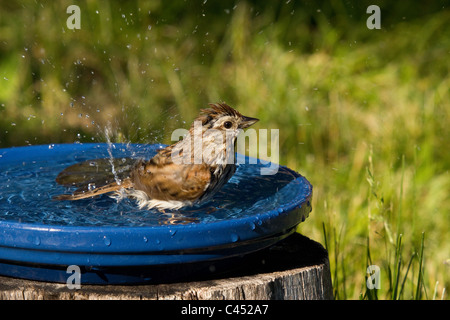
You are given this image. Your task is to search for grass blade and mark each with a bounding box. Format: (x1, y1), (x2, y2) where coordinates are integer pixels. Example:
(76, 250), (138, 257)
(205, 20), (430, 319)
(392, 234), (403, 300)
(399, 252), (416, 299)
(415, 232), (425, 300)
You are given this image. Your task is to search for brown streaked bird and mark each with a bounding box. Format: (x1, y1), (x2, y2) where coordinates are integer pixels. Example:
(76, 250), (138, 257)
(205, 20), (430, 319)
(54, 103), (259, 211)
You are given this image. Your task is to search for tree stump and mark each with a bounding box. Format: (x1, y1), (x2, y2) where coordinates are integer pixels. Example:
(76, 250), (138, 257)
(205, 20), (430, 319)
(0, 233), (333, 300)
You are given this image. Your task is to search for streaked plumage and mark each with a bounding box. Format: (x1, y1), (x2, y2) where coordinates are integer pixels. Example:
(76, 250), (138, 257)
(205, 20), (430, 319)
(54, 103), (258, 211)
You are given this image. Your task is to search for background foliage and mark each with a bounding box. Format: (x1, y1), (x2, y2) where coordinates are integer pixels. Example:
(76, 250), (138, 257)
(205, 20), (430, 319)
(0, 0), (448, 299)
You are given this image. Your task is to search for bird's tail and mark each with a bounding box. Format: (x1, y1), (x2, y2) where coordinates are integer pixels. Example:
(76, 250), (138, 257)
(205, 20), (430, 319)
(53, 179), (133, 201)
(53, 157), (136, 201)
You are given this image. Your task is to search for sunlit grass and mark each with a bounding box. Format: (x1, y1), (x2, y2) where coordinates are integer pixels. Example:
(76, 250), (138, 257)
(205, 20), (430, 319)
(0, 1), (448, 299)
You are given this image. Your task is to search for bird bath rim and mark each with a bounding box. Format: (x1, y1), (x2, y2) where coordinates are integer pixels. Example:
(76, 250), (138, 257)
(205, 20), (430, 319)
(0, 143), (312, 270)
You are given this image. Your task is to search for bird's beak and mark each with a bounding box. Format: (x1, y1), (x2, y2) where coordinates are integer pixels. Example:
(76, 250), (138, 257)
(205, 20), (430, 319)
(239, 116), (259, 129)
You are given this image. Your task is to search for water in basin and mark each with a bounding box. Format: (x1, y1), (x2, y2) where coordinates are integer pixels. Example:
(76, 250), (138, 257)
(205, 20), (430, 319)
(0, 143), (306, 227)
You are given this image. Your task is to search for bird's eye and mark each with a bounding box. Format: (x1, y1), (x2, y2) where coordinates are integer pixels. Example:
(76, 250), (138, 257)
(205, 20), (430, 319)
(223, 121), (233, 129)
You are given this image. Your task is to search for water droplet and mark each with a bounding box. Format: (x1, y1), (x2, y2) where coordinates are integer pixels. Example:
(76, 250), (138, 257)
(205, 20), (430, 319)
(230, 233), (239, 242)
(34, 236), (41, 246)
(277, 208), (284, 214)
(103, 236), (111, 246)
(88, 183), (96, 191)
(143, 236), (148, 243)
(249, 222), (256, 230)
(155, 239), (161, 245)
(48, 144), (54, 149)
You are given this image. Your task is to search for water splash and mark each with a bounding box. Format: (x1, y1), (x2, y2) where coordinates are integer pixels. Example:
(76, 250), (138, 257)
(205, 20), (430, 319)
(104, 125), (121, 185)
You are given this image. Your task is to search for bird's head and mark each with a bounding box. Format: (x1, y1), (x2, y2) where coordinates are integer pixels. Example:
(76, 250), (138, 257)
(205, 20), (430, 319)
(174, 103), (259, 165)
(196, 103), (259, 134)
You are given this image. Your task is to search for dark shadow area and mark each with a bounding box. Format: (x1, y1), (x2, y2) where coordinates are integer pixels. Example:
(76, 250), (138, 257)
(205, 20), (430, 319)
(0, 233), (327, 286)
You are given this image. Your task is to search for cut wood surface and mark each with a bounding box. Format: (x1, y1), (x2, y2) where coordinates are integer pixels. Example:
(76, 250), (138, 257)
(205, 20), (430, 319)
(0, 233), (333, 300)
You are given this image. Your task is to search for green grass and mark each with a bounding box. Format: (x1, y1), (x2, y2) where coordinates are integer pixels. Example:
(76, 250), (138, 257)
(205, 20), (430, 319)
(0, 1), (449, 299)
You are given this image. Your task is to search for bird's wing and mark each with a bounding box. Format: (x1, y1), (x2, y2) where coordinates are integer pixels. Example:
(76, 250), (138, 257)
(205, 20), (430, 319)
(55, 158), (136, 188)
(132, 160), (212, 202)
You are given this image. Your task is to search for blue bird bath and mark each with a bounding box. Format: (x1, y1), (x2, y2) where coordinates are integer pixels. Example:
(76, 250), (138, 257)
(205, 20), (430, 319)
(0, 143), (312, 284)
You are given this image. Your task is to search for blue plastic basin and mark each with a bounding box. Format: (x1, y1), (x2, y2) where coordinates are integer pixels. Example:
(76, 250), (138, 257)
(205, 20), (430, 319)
(0, 143), (312, 284)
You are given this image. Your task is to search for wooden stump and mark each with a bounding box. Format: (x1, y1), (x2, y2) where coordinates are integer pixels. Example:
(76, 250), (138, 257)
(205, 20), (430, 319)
(0, 233), (333, 300)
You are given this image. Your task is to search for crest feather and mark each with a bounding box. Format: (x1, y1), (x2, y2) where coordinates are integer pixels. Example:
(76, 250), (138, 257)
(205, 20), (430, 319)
(195, 103), (241, 126)
(205, 103), (241, 117)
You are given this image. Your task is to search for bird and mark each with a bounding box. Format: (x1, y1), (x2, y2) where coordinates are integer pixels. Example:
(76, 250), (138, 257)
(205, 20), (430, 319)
(54, 103), (259, 211)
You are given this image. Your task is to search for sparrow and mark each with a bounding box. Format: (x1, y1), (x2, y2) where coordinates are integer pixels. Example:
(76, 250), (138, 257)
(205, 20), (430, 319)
(54, 103), (259, 211)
